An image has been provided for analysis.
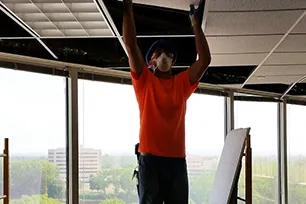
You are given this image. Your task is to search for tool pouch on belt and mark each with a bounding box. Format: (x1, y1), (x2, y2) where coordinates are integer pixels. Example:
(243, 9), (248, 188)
(132, 143), (140, 196)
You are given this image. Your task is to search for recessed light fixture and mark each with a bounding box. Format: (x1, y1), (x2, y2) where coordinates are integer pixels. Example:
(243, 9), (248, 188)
(257, 76), (266, 80)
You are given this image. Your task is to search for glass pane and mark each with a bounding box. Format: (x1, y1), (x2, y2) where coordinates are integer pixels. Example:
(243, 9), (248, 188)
(78, 80), (225, 204)
(287, 104), (306, 203)
(235, 101), (278, 204)
(78, 80), (139, 204)
(0, 68), (66, 203)
(186, 94), (224, 204)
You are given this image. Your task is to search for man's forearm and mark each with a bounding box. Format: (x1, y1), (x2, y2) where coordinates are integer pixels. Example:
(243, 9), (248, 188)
(123, 2), (137, 51)
(192, 20), (211, 65)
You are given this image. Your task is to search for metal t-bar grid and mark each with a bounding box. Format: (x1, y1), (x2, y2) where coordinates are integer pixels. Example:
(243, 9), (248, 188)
(0, 138), (9, 204)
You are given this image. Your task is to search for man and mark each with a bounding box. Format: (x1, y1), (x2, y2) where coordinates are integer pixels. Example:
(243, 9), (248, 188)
(122, 0), (211, 203)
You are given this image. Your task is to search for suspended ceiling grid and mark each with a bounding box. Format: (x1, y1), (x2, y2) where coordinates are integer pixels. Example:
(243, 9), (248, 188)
(1, 0), (114, 37)
(0, 0), (306, 96)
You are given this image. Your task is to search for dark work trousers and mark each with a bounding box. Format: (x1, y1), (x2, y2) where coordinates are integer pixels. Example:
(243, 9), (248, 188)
(138, 154), (189, 204)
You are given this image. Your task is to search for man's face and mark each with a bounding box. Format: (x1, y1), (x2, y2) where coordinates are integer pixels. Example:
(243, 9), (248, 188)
(151, 48), (174, 72)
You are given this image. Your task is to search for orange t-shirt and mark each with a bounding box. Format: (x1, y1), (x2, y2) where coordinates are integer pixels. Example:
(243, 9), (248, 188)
(131, 66), (199, 158)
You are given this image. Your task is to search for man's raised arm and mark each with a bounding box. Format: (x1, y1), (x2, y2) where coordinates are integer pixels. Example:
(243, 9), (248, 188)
(188, 1), (211, 85)
(122, 0), (145, 76)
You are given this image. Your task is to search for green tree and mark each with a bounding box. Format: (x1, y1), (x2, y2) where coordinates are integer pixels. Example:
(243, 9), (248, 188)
(3, 159), (64, 199)
(101, 155), (120, 169)
(10, 194), (61, 204)
(99, 198), (125, 204)
(189, 172), (215, 204)
(119, 168), (136, 195)
(89, 170), (111, 193)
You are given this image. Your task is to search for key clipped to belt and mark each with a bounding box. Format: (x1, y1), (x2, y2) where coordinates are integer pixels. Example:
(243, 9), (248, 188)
(132, 143), (140, 181)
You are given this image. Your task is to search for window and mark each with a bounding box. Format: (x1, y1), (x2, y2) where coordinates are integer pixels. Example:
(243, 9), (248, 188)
(287, 104), (306, 203)
(186, 94), (225, 204)
(235, 101), (278, 203)
(78, 79), (225, 204)
(0, 68), (66, 204)
(78, 80), (139, 204)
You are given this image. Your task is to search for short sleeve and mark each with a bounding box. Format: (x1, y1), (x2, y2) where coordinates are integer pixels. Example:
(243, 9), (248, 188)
(176, 69), (199, 99)
(130, 65), (151, 93)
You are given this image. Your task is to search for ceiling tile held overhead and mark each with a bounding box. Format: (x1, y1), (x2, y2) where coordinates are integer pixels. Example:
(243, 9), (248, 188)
(1, 0), (114, 37)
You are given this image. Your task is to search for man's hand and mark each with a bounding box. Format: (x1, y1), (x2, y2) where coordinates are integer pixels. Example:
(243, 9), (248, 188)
(187, 0), (211, 85)
(189, 0), (205, 27)
(123, 0), (132, 4)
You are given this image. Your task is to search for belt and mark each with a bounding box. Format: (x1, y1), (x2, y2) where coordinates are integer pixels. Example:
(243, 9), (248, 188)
(140, 152), (153, 156)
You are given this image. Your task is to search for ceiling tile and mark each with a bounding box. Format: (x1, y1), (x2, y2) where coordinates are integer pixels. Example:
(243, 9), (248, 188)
(276, 35), (306, 52)
(207, 35), (282, 54)
(1, 0), (113, 37)
(209, 0), (306, 11)
(291, 14), (306, 33)
(247, 75), (302, 85)
(253, 65), (306, 76)
(210, 53), (266, 66)
(265, 53), (306, 65)
(205, 10), (303, 35)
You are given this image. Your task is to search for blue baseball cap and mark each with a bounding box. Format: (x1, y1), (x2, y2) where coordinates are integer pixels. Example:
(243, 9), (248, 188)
(145, 39), (177, 66)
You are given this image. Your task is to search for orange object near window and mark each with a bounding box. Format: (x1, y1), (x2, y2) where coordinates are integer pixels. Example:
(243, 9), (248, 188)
(131, 66), (198, 158)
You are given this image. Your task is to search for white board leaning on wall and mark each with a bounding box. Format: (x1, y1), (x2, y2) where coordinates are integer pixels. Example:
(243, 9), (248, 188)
(208, 127), (251, 204)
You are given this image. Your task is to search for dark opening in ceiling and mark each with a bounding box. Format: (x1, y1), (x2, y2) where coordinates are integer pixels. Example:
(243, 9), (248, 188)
(243, 84), (289, 94)
(201, 65), (256, 84)
(289, 83), (306, 95)
(103, 0), (193, 36)
(0, 10), (31, 37)
(137, 37), (197, 66)
(0, 39), (53, 60)
(116, 65), (256, 85)
(43, 38), (127, 67)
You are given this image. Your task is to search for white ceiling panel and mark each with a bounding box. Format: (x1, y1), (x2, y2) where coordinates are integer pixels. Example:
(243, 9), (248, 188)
(207, 35), (282, 54)
(275, 35), (306, 52)
(209, 0), (306, 11)
(291, 15), (306, 33)
(265, 53), (306, 65)
(205, 10), (303, 36)
(1, 0), (114, 37)
(210, 53), (266, 66)
(247, 75), (302, 85)
(254, 65), (306, 76)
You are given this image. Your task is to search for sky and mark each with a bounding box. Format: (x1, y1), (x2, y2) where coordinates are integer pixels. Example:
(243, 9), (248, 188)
(0, 67), (305, 157)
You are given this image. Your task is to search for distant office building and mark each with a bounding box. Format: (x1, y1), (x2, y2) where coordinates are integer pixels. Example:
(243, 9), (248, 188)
(48, 146), (101, 183)
(186, 154), (205, 175)
(186, 154), (219, 175)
